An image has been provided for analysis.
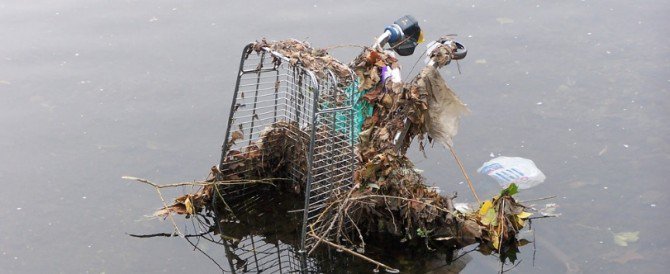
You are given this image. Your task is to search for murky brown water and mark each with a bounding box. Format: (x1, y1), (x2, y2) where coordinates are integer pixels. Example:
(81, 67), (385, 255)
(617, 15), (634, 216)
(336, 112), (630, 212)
(1, 0), (668, 273)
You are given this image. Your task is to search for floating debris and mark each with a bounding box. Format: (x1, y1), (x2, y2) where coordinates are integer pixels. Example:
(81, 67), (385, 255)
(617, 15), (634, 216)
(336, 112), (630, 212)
(538, 203), (561, 217)
(613, 231), (640, 247)
(478, 156), (546, 189)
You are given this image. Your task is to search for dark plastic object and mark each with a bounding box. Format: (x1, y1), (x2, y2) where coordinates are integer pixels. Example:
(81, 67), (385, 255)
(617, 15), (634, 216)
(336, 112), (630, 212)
(391, 15), (421, 56)
(452, 41), (467, 60)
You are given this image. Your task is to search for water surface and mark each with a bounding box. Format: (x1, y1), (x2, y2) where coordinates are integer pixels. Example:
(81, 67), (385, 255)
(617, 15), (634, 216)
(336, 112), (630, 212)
(1, 0), (668, 273)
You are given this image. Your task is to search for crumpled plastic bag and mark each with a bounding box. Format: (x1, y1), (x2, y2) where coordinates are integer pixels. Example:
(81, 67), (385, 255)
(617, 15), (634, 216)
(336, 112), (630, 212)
(416, 66), (469, 147)
(478, 156), (546, 189)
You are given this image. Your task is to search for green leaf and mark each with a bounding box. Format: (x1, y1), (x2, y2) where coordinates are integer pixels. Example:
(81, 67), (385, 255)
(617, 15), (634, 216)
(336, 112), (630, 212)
(613, 231), (639, 247)
(416, 228), (427, 238)
(481, 208), (498, 226)
(500, 183), (519, 196)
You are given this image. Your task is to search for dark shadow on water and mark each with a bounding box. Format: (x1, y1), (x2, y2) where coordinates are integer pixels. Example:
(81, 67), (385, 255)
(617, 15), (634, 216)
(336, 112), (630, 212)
(130, 183), (534, 273)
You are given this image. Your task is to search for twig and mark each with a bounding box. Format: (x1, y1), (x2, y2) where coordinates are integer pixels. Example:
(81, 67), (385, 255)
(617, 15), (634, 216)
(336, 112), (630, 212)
(122, 176), (281, 188)
(349, 194), (451, 213)
(528, 215), (557, 220)
(382, 196), (398, 233)
(338, 199), (358, 243)
(446, 143), (480, 204)
(308, 204), (343, 255)
(324, 44), (366, 50)
(127, 232), (207, 238)
(154, 185), (183, 237)
(122, 175), (280, 237)
(345, 209), (366, 249)
(307, 231), (398, 273)
(518, 196), (557, 203)
(212, 182), (238, 221)
(498, 199), (505, 254)
(308, 187), (356, 255)
(405, 46), (430, 79)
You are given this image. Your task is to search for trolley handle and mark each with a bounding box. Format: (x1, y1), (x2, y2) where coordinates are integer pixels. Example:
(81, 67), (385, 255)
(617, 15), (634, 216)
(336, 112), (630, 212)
(425, 37), (468, 68)
(373, 15), (423, 56)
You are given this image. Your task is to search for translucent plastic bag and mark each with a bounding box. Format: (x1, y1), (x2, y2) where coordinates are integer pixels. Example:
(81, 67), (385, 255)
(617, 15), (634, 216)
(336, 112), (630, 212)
(478, 156), (546, 189)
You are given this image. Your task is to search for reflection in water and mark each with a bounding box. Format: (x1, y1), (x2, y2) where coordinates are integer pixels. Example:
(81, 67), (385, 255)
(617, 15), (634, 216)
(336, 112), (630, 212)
(214, 184), (313, 273)
(131, 182), (541, 273)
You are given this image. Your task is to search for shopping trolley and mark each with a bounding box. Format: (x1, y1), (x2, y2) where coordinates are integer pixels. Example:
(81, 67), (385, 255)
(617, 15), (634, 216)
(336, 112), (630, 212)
(212, 15), (466, 273)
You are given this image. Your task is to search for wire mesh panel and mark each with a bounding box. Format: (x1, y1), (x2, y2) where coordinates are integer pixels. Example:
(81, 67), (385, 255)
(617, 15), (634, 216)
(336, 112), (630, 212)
(215, 43), (356, 273)
(302, 70), (357, 250)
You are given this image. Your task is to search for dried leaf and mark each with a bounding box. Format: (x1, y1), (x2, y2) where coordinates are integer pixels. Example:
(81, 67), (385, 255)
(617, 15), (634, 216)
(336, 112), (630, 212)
(481, 208), (497, 226)
(518, 239), (532, 247)
(613, 231), (639, 247)
(461, 219), (482, 240)
(184, 196), (195, 215)
(381, 94), (394, 108)
(368, 67), (380, 86)
(515, 211), (531, 227)
(514, 216), (525, 227)
(517, 211), (532, 219)
(362, 87), (381, 102)
(479, 200), (493, 216)
(359, 127), (373, 144)
(151, 208), (171, 218)
(367, 50), (381, 65)
(362, 162), (379, 180)
(491, 230), (500, 250)
(231, 131), (244, 142)
(378, 127), (390, 141)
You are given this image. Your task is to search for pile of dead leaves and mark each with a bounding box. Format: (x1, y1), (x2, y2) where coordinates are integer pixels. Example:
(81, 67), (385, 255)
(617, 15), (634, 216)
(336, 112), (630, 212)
(152, 121), (310, 218)
(250, 38), (352, 81)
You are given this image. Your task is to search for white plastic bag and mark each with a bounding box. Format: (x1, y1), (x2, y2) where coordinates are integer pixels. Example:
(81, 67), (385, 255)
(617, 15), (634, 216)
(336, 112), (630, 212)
(477, 156), (546, 189)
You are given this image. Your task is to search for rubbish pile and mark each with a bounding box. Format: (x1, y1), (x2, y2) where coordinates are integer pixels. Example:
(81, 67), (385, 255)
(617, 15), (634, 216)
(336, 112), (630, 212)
(125, 12), (559, 269)
(129, 37), (542, 272)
